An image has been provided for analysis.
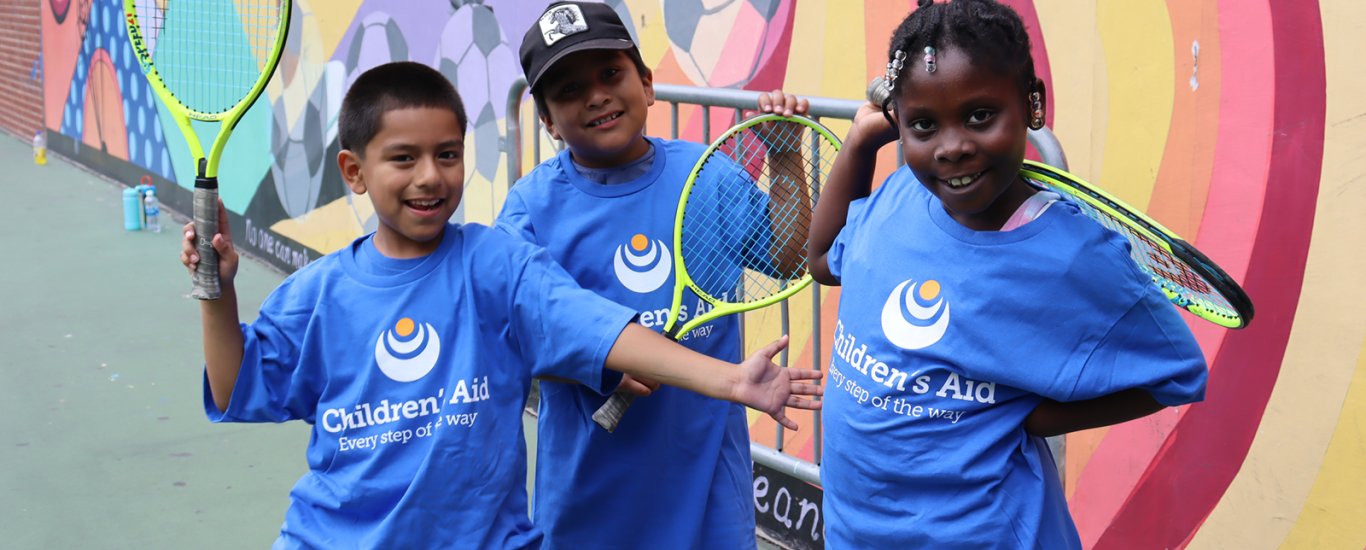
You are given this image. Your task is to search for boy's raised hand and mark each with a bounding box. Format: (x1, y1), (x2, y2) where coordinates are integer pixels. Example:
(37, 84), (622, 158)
(757, 89), (810, 118)
(732, 335), (824, 430)
(180, 199), (240, 287)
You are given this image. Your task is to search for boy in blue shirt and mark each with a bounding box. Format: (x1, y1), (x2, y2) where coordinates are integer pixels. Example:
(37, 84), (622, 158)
(179, 61), (822, 549)
(498, 3), (811, 548)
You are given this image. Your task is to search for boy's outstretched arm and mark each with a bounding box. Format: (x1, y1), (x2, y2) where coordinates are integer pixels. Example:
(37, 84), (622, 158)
(807, 102), (899, 285)
(1024, 389), (1165, 438)
(604, 325), (823, 430)
(180, 200), (244, 412)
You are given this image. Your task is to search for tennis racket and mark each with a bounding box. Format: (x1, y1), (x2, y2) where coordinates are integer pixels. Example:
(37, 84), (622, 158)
(868, 77), (1253, 329)
(1018, 161), (1253, 328)
(125, 0), (291, 299)
(591, 114), (841, 432)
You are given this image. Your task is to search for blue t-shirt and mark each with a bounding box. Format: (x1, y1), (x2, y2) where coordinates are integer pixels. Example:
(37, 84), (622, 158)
(204, 224), (635, 549)
(496, 137), (768, 550)
(821, 167), (1207, 548)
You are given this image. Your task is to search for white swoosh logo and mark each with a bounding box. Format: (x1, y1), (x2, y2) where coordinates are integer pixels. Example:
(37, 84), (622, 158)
(880, 280), (950, 350)
(614, 239), (671, 293)
(374, 323), (441, 382)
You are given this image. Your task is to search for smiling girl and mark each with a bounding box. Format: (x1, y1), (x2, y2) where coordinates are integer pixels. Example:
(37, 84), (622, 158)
(806, 1), (1209, 546)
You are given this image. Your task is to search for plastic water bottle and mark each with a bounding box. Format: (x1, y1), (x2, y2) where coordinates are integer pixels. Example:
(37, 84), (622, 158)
(32, 130), (47, 166)
(143, 190), (161, 233)
(134, 178), (155, 227)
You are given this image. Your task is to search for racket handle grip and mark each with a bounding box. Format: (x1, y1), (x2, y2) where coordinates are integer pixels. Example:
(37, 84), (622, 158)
(191, 184), (222, 300)
(592, 391), (638, 433)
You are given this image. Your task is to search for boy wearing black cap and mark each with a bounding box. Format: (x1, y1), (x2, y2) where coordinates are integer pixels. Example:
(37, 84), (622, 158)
(497, 2), (809, 549)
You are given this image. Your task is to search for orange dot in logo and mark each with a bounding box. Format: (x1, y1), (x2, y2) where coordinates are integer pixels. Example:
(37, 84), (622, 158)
(395, 317), (415, 337)
(631, 234), (648, 252)
(919, 280), (941, 301)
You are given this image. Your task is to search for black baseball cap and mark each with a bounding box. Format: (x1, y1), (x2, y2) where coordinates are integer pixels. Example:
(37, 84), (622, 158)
(519, 2), (639, 91)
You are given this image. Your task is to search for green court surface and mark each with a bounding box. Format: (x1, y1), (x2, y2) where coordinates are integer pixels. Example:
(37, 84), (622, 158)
(0, 135), (784, 549)
(0, 135), (539, 548)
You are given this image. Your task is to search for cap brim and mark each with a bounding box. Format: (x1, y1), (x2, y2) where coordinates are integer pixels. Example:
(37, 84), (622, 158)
(527, 37), (637, 90)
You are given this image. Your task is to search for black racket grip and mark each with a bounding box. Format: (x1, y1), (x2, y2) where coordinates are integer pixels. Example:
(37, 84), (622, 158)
(592, 391), (638, 433)
(191, 178), (221, 300)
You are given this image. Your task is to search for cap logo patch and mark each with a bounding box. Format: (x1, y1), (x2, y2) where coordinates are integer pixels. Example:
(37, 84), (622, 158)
(540, 4), (589, 46)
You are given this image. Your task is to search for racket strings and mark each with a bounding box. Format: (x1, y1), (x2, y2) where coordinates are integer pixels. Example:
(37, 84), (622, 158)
(132, 0), (285, 115)
(680, 121), (837, 306)
(1028, 176), (1239, 317)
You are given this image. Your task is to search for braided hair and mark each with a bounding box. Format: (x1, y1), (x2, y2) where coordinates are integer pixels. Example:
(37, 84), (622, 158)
(881, 0), (1037, 118)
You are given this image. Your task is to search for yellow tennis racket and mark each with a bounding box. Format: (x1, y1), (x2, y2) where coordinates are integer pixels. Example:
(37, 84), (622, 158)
(125, 0), (291, 299)
(592, 114), (841, 432)
(1020, 161), (1253, 329)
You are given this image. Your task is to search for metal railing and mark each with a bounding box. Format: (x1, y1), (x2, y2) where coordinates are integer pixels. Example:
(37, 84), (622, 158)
(504, 76), (1068, 487)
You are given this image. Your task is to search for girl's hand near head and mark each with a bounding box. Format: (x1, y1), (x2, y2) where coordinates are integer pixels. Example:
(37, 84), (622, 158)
(847, 101), (900, 155)
(806, 102), (899, 285)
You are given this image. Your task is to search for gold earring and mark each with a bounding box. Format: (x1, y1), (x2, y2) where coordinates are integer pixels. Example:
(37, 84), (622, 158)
(1028, 91), (1044, 129)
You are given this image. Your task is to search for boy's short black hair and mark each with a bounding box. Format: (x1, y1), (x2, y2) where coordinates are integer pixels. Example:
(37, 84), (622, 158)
(338, 61), (468, 155)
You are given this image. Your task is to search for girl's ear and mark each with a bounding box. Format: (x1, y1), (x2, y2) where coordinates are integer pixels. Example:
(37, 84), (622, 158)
(338, 149), (367, 195)
(1028, 79), (1048, 130)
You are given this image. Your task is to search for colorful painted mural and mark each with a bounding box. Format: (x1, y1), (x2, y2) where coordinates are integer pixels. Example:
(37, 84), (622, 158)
(30, 0), (1366, 548)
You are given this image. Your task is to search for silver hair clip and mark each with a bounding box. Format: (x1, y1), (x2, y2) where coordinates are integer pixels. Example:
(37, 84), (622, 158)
(885, 50), (907, 84)
(923, 46), (937, 74)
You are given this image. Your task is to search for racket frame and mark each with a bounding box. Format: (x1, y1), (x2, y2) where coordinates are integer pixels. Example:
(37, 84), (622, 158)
(593, 114), (840, 433)
(1020, 160), (1254, 329)
(662, 113), (840, 340)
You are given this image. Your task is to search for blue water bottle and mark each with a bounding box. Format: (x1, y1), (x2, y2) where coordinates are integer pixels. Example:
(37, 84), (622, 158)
(123, 187), (143, 231)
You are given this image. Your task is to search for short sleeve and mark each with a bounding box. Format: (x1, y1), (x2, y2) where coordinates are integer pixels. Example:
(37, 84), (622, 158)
(1065, 289), (1208, 406)
(825, 196), (870, 282)
(507, 244), (636, 394)
(494, 190), (537, 244)
(205, 278), (319, 423)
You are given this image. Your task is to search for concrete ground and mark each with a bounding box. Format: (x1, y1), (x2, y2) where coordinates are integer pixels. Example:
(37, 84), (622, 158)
(0, 135), (539, 548)
(0, 135), (781, 549)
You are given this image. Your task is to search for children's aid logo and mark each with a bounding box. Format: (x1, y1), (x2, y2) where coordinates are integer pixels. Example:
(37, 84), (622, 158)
(880, 278), (950, 350)
(374, 317), (442, 382)
(613, 233), (672, 293)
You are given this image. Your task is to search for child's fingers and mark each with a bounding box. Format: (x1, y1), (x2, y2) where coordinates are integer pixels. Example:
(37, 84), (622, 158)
(786, 392), (824, 410)
(786, 368), (825, 382)
(212, 233), (234, 256)
(762, 89), (793, 116)
(182, 224), (198, 271)
(616, 375), (658, 397)
(788, 382), (825, 397)
(754, 334), (791, 360)
(772, 411), (799, 431)
(215, 199), (233, 244)
(181, 250), (197, 273)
